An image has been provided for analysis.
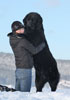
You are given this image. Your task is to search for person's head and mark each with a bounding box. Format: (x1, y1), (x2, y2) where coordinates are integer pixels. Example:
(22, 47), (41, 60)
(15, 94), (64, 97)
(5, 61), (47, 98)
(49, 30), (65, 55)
(11, 21), (24, 34)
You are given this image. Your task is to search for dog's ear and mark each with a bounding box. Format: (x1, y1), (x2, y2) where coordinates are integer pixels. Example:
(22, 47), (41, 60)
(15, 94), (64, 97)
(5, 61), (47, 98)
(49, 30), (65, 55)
(23, 17), (26, 25)
(36, 17), (43, 31)
(23, 14), (29, 25)
(39, 16), (43, 23)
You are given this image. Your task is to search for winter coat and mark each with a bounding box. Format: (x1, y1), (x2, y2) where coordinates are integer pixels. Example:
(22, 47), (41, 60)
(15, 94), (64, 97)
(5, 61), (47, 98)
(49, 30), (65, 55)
(7, 32), (45, 69)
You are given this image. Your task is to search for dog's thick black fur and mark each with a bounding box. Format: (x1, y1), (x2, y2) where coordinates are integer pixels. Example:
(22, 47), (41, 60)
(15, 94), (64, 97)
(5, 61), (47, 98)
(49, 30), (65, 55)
(0, 85), (16, 92)
(23, 12), (60, 92)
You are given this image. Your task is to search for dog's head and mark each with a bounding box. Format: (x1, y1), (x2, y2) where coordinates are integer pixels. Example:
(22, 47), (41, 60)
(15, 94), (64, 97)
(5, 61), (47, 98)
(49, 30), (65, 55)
(23, 12), (43, 32)
(23, 12), (46, 46)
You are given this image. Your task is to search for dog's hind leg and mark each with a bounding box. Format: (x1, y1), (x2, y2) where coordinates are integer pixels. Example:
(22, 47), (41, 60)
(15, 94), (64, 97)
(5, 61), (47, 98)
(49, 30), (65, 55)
(49, 78), (60, 92)
(36, 80), (45, 92)
(49, 70), (60, 92)
(35, 75), (46, 92)
(49, 81), (57, 91)
(35, 71), (44, 92)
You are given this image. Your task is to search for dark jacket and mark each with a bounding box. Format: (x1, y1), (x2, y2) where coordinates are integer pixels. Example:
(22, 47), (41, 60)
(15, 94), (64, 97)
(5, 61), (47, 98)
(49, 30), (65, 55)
(7, 32), (45, 69)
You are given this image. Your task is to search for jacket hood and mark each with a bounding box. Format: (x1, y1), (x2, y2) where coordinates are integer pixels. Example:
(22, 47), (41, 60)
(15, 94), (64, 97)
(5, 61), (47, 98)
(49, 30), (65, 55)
(7, 32), (13, 37)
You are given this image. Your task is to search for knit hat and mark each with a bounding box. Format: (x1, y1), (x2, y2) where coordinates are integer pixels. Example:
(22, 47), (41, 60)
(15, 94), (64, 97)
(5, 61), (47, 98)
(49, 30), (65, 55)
(11, 21), (24, 32)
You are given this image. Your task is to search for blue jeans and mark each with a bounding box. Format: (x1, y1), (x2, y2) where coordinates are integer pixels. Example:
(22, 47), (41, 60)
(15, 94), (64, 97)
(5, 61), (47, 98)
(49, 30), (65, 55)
(15, 68), (32, 92)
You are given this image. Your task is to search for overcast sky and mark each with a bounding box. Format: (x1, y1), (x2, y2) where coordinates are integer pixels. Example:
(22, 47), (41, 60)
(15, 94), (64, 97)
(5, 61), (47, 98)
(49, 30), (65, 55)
(0, 0), (70, 60)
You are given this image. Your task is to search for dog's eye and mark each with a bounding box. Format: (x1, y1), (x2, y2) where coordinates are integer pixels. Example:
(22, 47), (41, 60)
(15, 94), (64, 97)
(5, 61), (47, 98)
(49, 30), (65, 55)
(27, 18), (30, 21)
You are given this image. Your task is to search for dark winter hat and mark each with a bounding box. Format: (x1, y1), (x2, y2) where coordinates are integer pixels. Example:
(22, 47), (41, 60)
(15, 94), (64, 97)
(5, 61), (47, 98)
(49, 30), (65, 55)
(11, 21), (24, 32)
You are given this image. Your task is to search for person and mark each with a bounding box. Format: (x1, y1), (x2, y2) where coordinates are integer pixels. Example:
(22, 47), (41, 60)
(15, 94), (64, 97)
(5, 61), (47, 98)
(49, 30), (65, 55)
(7, 21), (45, 92)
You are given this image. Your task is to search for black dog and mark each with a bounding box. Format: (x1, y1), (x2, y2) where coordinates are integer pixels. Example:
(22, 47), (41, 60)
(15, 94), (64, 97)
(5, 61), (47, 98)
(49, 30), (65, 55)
(23, 12), (60, 92)
(0, 85), (16, 92)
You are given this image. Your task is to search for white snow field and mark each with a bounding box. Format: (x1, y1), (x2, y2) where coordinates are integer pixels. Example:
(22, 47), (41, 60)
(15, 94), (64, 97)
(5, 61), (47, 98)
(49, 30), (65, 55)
(0, 53), (70, 100)
(0, 80), (70, 100)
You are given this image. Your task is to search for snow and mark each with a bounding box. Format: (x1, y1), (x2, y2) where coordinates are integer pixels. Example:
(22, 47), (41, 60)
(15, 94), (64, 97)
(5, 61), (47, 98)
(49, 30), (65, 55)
(0, 80), (70, 100)
(0, 88), (70, 100)
(0, 53), (70, 100)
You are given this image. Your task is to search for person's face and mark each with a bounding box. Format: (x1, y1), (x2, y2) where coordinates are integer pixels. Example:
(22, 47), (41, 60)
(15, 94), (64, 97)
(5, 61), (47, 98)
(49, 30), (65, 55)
(16, 28), (24, 34)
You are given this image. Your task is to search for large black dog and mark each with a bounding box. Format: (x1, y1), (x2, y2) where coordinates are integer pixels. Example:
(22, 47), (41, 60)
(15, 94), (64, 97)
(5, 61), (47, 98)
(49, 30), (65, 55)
(23, 12), (60, 92)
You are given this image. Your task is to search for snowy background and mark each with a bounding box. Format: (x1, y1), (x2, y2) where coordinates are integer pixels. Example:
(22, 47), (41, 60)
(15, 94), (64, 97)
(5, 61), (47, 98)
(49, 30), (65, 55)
(0, 52), (70, 100)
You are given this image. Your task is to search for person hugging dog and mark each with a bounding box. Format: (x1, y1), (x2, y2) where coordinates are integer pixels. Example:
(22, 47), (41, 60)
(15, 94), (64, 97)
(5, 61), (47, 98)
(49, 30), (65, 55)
(7, 21), (45, 92)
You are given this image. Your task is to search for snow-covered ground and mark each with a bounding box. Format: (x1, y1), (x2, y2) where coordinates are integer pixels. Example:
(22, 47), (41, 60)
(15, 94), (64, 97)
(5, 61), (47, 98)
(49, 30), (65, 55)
(0, 80), (70, 100)
(0, 53), (70, 100)
(0, 87), (70, 100)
